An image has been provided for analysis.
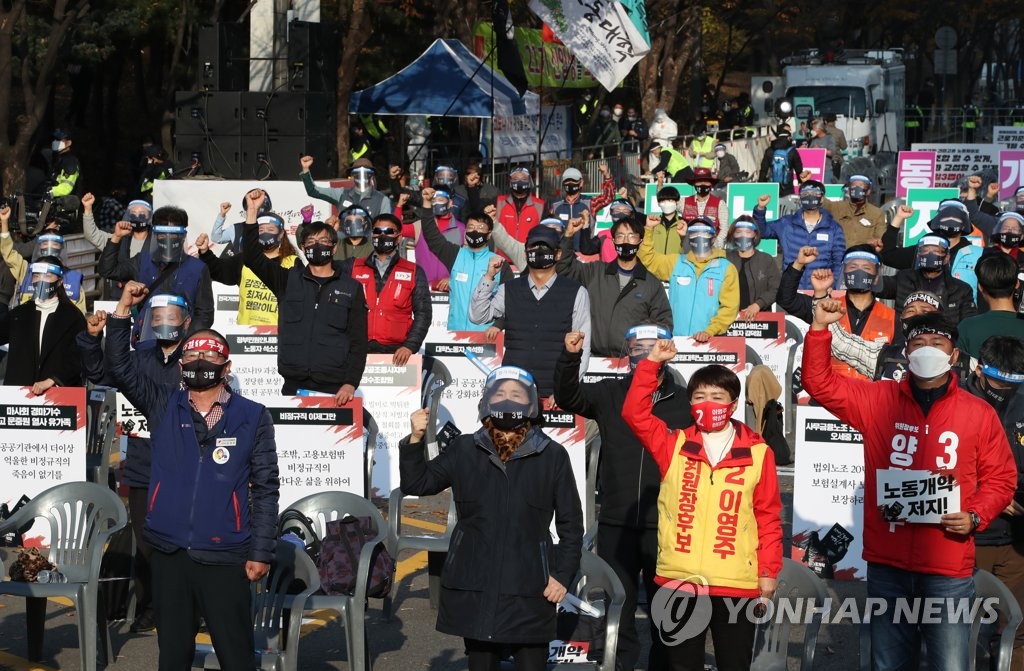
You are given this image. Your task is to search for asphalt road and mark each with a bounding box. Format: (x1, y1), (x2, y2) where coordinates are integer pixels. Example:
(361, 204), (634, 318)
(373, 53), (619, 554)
(0, 476), (874, 671)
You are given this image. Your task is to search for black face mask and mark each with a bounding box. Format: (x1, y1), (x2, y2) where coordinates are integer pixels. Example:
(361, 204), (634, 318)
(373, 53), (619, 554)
(526, 247), (557, 270)
(849, 187), (867, 202)
(845, 269), (877, 292)
(972, 376), (1017, 412)
(995, 232), (1023, 248)
(695, 185), (712, 197)
(800, 194), (822, 210)
(916, 252), (946, 270)
(563, 182), (582, 195)
(128, 214), (150, 230)
(372, 235), (398, 254)
(615, 242), (639, 260)
(258, 232), (281, 250)
(510, 182), (531, 197)
(464, 231), (489, 249)
(489, 400), (532, 430)
(152, 323), (183, 343)
(304, 243), (334, 266)
(732, 236), (755, 251)
(929, 221), (962, 238)
(181, 359), (227, 390)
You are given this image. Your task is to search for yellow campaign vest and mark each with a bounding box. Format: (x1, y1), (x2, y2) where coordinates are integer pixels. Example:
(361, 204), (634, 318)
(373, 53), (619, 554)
(691, 136), (715, 169)
(664, 148), (691, 176)
(238, 256), (296, 325)
(656, 430), (769, 592)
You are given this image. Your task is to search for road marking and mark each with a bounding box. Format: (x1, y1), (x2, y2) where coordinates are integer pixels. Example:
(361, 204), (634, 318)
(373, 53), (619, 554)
(0, 650), (57, 670)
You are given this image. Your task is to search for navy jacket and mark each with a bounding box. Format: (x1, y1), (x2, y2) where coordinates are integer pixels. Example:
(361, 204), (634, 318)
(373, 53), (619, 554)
(104, 315), (279, 565)
(753, 205), (846, 290)
(77, 331), (183, 488)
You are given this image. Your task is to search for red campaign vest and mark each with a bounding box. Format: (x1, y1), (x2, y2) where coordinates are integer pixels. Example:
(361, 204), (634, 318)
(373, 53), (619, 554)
(496, 195), (546, 243)
(831, 301), (896, 380)
(681, 195), (722, 232)
(352, 257), (417, 346)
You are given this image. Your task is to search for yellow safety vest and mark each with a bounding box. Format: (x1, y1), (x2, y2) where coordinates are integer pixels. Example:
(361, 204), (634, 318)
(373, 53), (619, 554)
(238, 256), (297, 325)
(691, 136), (715, 169)
(664, 148), (691, 176)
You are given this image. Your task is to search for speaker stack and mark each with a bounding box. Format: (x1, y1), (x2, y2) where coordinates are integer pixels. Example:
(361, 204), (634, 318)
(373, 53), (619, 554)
(174, 21), (337, 180)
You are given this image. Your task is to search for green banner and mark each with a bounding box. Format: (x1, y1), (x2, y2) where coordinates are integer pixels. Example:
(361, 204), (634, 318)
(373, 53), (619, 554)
(474, 23), (601, 89)
(902, 188), (960, 247)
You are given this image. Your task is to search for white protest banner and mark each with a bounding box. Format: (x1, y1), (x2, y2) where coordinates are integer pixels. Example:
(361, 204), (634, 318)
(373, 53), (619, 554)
(726, 313), (792, 429)
(264, 396), (365, 507)
(153, 179), (336, 252)
(212, 282), (241, 332)
(667, 337), (747, 418)
(482, 104), (571, 160)
(901, 187), (961, 247)
(995, 126), (1024, 150)
(876, 469), (959, 524)
(896, 151), (936, 198)
(357, 354), (423, 498)
(423, 331), (505, 434)
(795, 148), (827, 189)
(910, 143), (998, 186)
(222, 325), (285, 399)
(424, 291), (451, 341)
(528, 0), (650, 92)
(0, 387), (87, 546)
(726, 182), (780, 256)
(999, 150), (1024, 200)
(792, 404), (865, 580)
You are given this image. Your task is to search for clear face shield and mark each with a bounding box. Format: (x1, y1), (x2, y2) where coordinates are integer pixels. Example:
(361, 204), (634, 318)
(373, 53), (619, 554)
(687, 223), (716, 258)
(32, 234), (66, 263)
(139, 294), (191, 344)
(730, 221), (758, 252)
(340, 208), (371, 240)
(477, 366), (539, 430)
(29, 262), (63, 302)
(124, 201), (153, 231)
(256, 215), (284, 250)
(608, 200), (636, 223)
(842, 251), (880, 292)
(623, 325), (672, 373)
(433, 166), (458, 190)
(509, 169), (532, 197)
(914, 236), (950, 271)
(993, 213), (1024, 249)
(928, 200), (971, 238)
(432, 192), (452, 218)
(150, 225), (187, 264)
(351, 167), (376, 194)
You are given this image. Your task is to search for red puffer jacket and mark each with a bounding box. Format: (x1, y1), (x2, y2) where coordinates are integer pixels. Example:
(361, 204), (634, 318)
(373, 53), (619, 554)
(802, 328), (1016, 578)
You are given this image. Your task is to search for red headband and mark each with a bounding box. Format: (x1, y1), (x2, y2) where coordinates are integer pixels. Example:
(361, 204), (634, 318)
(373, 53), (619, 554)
(183, 337), (229, 357)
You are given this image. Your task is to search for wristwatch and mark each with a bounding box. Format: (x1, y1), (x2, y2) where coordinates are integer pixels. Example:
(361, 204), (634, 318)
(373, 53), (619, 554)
(969, 510), (981, 533)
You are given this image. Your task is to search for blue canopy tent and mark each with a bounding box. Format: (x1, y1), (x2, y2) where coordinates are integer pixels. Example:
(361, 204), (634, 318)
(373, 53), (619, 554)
(348, 38), (528, 118)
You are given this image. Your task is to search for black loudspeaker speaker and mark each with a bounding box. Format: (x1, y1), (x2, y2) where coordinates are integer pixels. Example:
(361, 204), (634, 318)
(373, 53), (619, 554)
(173, 134), (244, 179)
(240, 135), (336, 179)
(287, 21), (336, 92)
(198, 23), (249, 91)
(240, 92), (335, 137)
(174, 91), (243, 136)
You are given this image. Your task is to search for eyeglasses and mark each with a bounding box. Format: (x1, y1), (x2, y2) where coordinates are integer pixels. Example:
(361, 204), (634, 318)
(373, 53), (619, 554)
(181, 351), (226, 363)
(372, 227), (398, 236)
(627, 345), (654, 357)
(613, 233), (641, 243)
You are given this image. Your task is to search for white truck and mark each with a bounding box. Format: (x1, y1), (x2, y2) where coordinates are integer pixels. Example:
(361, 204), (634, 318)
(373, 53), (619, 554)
(755, 50), (906, 157)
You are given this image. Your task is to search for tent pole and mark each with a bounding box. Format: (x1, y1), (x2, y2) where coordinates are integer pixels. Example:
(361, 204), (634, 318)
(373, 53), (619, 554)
(537, 54), (576, 164)
(407, 42), (498, 176)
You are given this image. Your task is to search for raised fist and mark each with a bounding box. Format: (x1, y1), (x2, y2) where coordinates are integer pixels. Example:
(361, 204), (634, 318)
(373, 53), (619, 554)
(300, 155), (314, 171)
(564, 331), (584, 353)
(757, 194), (771, 208)
(81, 193), (95, 211)
(219, 201), (232, 216)
(649, 338), (677, 363)
(195, 233), (210, 254)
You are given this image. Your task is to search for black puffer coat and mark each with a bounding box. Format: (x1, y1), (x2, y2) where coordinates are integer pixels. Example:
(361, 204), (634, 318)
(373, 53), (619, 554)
(399, 426), (583, 644)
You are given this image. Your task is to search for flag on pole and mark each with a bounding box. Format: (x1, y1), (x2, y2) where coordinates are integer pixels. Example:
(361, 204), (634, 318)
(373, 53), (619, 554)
(528, 0), (650, 91)
(493, 0), (529, 96)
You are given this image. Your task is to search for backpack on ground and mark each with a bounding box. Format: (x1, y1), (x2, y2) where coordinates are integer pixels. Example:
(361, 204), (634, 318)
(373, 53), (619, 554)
(317, 516), (395, 598)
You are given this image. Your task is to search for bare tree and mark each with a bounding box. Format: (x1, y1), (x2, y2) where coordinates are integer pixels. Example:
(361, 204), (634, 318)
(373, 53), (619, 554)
(0, 0), (90, 191)
(335, 0), (371, 176)
(637, 1), (700, 123)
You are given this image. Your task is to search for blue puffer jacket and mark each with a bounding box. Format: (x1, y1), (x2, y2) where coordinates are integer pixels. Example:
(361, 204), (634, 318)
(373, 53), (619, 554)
(753, 206), (846, 290)
(105, 316), (279, 565)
